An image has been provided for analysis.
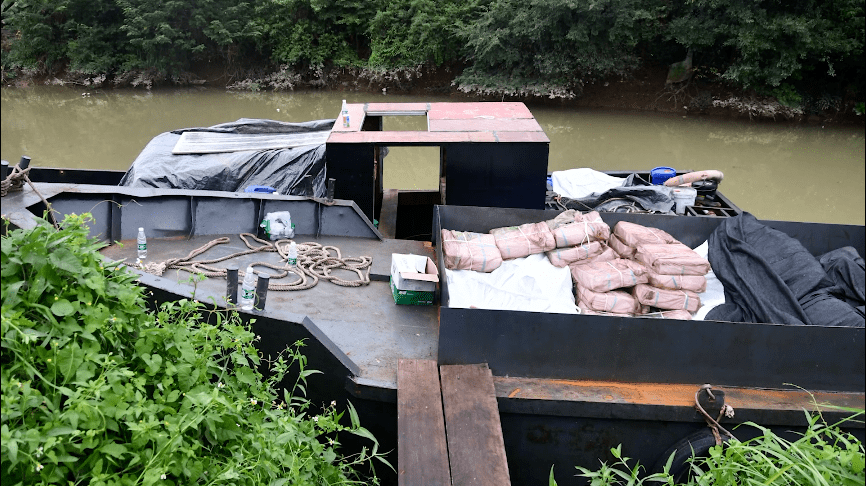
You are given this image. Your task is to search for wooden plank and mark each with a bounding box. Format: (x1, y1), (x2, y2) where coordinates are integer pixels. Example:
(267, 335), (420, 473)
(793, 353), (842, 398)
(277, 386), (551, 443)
(397, 359), (451, 486)
(378, 189), (399, 239)
(440, 363), (511, 486)
(172, 131), (330, 154)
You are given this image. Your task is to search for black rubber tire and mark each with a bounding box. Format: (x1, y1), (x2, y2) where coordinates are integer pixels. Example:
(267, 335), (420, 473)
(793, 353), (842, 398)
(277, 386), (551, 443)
(652, 429), (729, 482)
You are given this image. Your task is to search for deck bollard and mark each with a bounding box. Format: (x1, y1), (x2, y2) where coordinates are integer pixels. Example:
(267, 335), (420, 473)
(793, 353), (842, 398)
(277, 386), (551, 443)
(18, 156), (31, 170)
(327, 178), (336, 202)
(226, 265), (239, 305)
(1, 160), (8, 181)
(255, 272), (270, 311)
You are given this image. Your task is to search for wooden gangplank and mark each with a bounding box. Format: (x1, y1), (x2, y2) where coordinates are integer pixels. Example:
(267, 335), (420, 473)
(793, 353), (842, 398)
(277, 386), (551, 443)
(440, 363), (511, 486)
(397, 359), (451, 485)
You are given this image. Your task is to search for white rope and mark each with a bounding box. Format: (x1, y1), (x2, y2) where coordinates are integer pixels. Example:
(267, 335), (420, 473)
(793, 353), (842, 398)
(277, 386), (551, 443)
(605, 261), (626, 291)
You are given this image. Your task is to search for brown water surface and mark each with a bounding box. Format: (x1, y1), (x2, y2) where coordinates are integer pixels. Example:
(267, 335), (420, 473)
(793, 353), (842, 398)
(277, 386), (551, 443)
(2, 86), (863, 224)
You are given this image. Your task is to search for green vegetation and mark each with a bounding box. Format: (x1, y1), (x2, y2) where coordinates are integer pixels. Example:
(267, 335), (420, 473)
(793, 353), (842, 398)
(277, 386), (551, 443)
(549, 409), (865, 485)
(1, 0), (864, 102)
(1, 214), (388, 485)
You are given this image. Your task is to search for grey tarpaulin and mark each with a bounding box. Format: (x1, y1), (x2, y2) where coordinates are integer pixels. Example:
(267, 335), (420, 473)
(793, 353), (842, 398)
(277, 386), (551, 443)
(119, 118), (335, 196)
(820, 246), (866, 316)
(706, 212), (864, 327)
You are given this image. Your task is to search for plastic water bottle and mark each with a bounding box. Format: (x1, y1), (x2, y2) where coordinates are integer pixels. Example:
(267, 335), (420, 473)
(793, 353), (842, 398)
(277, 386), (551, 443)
(287, 241), (298, 266)
(240, 267), (257, 310)
(341, 100), (350, 128)
(137, 227), (147, 260)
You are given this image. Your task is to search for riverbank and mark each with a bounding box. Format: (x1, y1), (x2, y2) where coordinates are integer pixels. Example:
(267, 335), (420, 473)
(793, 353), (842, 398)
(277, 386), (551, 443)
(4, 61), (864, 127)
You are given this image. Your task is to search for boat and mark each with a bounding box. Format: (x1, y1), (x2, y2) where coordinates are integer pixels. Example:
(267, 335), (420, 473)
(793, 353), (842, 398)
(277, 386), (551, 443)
(2, 102), (862, 485)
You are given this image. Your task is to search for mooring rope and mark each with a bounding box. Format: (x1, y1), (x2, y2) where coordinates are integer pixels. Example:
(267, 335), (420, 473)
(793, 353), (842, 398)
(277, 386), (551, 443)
(694, 384), (737, 446)
(131, 233), (372, 291)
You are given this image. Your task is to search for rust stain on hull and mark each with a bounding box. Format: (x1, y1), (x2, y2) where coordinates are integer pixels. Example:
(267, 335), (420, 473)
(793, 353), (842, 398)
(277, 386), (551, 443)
(495, 377), (865, 412)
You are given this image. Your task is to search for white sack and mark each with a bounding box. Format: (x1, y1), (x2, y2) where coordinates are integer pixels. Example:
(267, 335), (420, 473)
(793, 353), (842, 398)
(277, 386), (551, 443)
(445, 253), (578, 314)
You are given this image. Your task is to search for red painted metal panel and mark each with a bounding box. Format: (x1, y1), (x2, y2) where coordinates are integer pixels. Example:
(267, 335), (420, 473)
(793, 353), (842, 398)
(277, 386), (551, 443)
(495, 131), (551, 143)
(327, 131), (473, 144)
(428, 118), (544, 133)
(365, 102), (428, 113)
(331, 104), (366, 132)
(468, 132), (498, 143)
(428, 102), (534, 120)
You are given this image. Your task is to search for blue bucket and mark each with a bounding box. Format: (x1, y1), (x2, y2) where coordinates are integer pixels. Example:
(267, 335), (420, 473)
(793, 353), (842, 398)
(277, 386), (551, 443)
(650, 167), (677, 185)
(244, 185), (277, 194)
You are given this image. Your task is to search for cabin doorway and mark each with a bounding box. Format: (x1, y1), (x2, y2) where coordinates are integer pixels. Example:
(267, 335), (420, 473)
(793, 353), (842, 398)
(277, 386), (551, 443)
(376, 145), (441, 241)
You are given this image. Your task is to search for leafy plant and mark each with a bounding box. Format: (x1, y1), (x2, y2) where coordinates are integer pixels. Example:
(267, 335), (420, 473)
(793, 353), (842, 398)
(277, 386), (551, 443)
(561, 408), (864, 486)
(1, 213), (388, 485)
(366, 0), (485, 68)
(769, 83), (802, 108)
(665, 0), (864, 92)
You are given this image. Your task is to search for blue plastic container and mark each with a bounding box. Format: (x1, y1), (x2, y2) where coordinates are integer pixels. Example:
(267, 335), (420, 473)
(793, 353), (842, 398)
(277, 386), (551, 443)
(650, 166), (677, 185)
(244, 185), (277, 194)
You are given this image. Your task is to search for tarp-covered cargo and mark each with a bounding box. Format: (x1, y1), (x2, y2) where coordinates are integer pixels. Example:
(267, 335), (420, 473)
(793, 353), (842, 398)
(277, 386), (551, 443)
(119, 118), (334, 196)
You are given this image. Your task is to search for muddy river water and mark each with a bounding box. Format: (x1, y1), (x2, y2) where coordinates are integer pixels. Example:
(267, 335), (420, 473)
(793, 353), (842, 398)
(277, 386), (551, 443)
(2, 87), (863, 225)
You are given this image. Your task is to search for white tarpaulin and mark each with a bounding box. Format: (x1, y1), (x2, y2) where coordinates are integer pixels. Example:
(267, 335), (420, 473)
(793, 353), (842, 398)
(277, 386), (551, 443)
(693, 241), (725, 320)
(445, 253), (578, 314)
(551, 168), (625, 199)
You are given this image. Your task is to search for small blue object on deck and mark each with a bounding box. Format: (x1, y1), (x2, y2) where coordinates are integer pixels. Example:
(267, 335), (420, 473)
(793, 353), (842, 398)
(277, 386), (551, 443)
(244, 185), (277, 193)
(650, 166), (676, 185)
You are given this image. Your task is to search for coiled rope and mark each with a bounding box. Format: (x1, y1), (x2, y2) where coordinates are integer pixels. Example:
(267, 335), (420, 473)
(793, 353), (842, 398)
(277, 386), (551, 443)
(2, 164), (60, 229)
(131, 233), (372, 290)
(0, 164), (29, 197)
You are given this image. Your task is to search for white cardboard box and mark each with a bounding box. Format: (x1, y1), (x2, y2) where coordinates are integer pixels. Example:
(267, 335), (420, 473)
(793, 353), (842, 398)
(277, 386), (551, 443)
(391, 253), (439, 292)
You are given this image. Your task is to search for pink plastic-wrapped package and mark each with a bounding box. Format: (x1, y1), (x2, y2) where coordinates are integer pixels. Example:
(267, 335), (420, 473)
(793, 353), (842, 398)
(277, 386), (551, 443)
(546, 241), (606, 267)
(634, 243), (710, 276)
(544, 210), (579, 230)
(570, 258), (649, 292)
(577, 286), (641, 314)
(568, 246), (617, 274)
(632, 283), (701, 312)
(577, 301), (636, 317)
(612, 221), (679, 249)
(546, 210), (611, 248)
(608, 234), (636, 259)
(441, 229), (503, 273)
(642, 309), (694, 320)
(646, 271), (707, 293)
(490, 222), (556, 259)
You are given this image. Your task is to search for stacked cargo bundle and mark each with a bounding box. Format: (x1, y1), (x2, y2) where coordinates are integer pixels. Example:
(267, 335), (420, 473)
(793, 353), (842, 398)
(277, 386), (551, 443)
(607, 221), (711, 319)
(440, 213), (711, 320)
(572, 259), (648, 316)
(527, 210), (642, 316)
(489, 220), (556, 260)
(440, 229), (504, 273)
(543, 210), (614, 267)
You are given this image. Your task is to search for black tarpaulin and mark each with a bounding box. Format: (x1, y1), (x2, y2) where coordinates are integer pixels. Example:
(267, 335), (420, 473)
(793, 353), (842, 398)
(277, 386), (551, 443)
(820, 246), (866, 315)
(706, 212), (864, 327)
(119, 118), (335, 196)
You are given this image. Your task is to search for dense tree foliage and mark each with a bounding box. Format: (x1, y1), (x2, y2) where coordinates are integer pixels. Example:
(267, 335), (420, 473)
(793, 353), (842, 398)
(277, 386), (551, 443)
(1, 0), (863, 100)
(455, 0), (663, 97)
